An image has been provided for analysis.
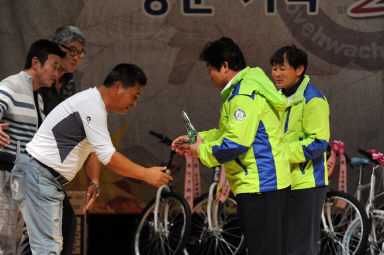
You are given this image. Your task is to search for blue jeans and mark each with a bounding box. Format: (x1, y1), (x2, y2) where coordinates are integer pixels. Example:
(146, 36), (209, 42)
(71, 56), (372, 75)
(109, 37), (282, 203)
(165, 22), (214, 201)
(11, 154), (65, 255)
(0, 170), (19, 255)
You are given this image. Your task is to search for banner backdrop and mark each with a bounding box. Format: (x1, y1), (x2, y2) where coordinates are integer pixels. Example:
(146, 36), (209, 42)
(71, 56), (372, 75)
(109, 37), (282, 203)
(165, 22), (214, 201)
(0, 0), (383, 213)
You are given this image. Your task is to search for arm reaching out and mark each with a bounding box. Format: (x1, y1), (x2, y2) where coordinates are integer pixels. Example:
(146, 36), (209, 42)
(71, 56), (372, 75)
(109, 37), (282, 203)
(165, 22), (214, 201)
(107, 151), (173, 187)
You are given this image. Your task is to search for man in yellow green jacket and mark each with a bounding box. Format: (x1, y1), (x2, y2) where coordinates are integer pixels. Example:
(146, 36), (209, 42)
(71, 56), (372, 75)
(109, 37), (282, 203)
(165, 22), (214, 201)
(172, 37), (291, 255)
(270, 45), (330, 255)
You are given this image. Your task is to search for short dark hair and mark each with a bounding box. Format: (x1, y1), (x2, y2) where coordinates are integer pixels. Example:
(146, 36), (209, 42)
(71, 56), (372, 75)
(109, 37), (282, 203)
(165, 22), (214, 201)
(24, 39), (66, 69)
(103, 64), (147, 88)
(199, 37), (246, 71)
(270, 45), (308, 77)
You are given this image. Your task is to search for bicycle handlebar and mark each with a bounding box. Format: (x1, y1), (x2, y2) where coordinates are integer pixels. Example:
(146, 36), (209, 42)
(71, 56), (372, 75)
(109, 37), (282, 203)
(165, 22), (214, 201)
(149, 130), (172, 147)
(358, 148), (381, 165)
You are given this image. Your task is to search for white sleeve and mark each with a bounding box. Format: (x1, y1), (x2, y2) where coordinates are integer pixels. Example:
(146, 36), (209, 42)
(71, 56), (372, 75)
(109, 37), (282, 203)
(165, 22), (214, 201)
(78, 100), (116, 165)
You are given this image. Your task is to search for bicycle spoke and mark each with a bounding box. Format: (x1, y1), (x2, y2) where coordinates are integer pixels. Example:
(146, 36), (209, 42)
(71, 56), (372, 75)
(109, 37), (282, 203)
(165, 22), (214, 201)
(135, 193), (191, 255)
(368, 211), (384, 254)
(221, 229), (243, 240)
(320, 191), (370, 255)
(186, 195), (244, 255)
(216, 233), (237, 253)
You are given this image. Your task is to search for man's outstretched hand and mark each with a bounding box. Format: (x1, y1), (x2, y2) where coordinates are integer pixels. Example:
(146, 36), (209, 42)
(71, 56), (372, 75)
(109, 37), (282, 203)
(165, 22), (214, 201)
(144, 166), (173, 187)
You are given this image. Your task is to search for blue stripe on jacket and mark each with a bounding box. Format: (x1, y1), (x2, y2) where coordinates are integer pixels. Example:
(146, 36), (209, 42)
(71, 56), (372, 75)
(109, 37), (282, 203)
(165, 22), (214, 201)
(228, 81), (241, 102)
(212, 138), (249, 164)
(304, 84), (325, 104)
(227, 81), (255, 103)
(0, 90), (35, 109)
(313, 154), (326, 186)
(284, 107), (291, 133)
(302, 139), (328, 161)
(252, 120), (277, 192)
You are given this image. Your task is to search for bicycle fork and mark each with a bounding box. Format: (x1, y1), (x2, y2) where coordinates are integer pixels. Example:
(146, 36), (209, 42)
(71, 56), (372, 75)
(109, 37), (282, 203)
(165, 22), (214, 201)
(207, 182), (219, 231)
(207, 166), (222, 232)
(154, 184), (171, 235)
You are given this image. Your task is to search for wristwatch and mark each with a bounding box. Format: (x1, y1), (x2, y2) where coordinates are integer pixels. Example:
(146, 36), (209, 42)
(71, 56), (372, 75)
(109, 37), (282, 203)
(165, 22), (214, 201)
(89, 182), (100, 197)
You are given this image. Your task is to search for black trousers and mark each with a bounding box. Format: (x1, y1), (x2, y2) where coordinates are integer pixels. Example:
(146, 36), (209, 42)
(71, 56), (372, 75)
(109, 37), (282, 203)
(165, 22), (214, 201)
(18, 192), (77, 255)
(235, 187), (290, 255)
(287, 186), (327, 255)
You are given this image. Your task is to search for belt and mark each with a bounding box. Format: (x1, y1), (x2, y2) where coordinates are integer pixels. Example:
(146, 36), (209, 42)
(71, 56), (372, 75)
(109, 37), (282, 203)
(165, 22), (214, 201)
(25, 151), (68, 185)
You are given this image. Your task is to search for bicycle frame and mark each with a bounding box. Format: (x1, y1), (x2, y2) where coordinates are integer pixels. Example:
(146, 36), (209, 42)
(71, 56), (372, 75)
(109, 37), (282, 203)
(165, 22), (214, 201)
(356, 164), (371, 202)
(364, 164), (384, 252)
(367, 164), (381, 214)
(321, 201), (335, 233)
(352, 151), (384, 254)
(355, 162), (383, 215)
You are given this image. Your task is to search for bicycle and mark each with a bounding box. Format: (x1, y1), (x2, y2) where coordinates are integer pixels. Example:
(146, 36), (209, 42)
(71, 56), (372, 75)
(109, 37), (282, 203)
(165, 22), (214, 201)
(344, 149), (384, 255)
(133, 131), (191, 255)
(319, 190), (370, 255)
(184, 165), (245, 255)
(319, 141), (370, 255)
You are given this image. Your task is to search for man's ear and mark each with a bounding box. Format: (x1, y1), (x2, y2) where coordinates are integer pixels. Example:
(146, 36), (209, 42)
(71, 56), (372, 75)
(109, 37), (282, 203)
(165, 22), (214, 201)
(112, 81), (123, 95)
(296, 65), (305, 77)
(221, 61), (229, 73)
(31, 57), (40, 71)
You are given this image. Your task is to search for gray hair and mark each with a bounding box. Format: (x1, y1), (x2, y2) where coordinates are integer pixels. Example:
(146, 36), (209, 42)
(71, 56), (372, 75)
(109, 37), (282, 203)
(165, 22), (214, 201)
(52, 25), (86, 45)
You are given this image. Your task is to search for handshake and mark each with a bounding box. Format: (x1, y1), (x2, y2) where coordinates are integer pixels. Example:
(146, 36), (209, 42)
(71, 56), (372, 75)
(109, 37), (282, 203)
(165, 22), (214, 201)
(171, 111), (202, 158)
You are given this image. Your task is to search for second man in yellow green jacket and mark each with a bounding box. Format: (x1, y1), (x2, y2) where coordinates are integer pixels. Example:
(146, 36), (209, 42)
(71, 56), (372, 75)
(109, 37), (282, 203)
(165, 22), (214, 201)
(270, 45), (330, 255)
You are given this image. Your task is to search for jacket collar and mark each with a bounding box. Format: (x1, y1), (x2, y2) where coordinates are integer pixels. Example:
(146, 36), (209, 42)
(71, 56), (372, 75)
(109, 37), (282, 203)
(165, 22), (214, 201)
(287, 75), (310, 106)
(221, 67), (249, 102)
(19, 71), (34, 90)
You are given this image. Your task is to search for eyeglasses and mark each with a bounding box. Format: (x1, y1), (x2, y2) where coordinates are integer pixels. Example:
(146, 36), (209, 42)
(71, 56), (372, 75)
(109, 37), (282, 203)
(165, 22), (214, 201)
(60, 44), (86, 58)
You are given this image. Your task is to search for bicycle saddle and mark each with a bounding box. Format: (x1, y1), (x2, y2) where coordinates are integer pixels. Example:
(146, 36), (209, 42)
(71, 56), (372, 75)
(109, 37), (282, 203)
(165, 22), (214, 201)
(350, 157), (370, 167)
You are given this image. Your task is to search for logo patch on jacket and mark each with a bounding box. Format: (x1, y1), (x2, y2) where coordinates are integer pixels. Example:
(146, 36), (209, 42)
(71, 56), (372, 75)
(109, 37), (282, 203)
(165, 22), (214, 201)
(233, 109), (246, 121)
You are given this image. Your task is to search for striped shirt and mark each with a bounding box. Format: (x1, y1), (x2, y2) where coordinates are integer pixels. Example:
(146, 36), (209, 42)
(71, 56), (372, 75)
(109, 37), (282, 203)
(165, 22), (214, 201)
(0, 71), (44, 171)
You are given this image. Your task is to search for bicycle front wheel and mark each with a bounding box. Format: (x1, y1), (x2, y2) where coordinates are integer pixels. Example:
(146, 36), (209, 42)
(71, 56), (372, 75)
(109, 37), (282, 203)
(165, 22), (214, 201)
(319, 190), (369, 255)
(184, 193), (245, 255)
(133, 192), (191, 255)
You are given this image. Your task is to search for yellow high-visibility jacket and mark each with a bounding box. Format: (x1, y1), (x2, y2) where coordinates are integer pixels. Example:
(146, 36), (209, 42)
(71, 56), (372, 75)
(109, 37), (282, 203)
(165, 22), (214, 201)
(198, 67), (291, 195)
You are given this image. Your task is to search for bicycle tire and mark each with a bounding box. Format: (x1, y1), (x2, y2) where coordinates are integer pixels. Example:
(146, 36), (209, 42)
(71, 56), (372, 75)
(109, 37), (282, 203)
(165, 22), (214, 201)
(319, 190), (369, 255)
(367, 210), (384, 255)
(184, 193), (245, 255)
(133, 192), (191, 255)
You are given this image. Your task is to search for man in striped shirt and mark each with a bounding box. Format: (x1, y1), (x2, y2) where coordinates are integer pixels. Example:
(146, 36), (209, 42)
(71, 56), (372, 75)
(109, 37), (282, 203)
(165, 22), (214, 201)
(0, 39), (65, 255)
(19, 26), (92, 255)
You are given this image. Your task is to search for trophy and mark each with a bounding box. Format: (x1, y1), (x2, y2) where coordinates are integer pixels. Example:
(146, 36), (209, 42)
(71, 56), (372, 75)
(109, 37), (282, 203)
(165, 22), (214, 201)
(181, 111), (198, 144)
